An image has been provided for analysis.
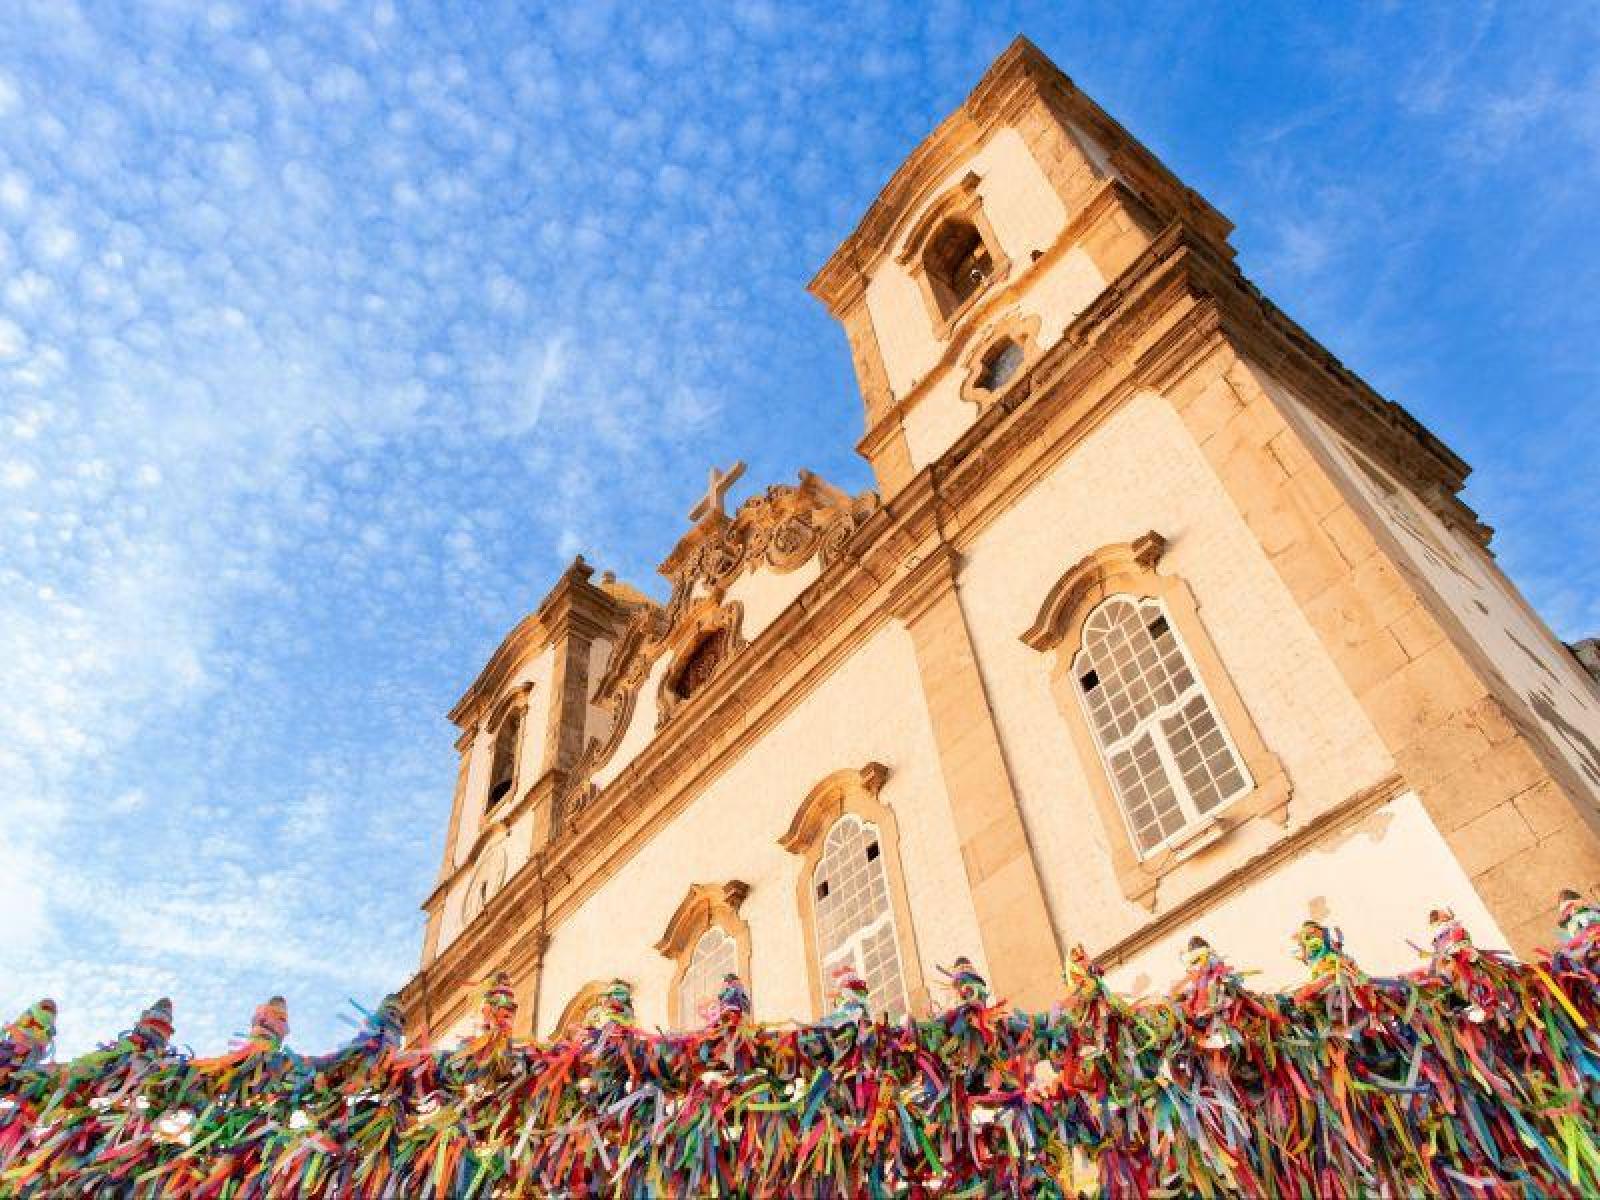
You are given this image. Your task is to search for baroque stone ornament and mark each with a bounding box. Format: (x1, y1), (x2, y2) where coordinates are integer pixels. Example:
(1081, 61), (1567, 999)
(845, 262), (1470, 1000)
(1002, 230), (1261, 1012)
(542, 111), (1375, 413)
(556, 469), (878, 827)
(659, 469), (880, 605)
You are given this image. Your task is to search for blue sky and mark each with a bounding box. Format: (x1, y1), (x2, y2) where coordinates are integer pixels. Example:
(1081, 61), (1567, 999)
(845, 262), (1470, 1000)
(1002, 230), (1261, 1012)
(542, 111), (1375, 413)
(2, 2), (1596, 1055)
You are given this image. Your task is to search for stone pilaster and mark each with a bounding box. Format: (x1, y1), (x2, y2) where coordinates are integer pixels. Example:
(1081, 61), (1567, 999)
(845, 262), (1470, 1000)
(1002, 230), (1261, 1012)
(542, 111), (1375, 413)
(891, 543), (1061, 1008)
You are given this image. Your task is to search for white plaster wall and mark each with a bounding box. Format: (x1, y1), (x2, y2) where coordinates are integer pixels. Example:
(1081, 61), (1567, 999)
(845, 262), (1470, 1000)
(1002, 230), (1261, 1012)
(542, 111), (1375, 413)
(535, 622), (986, 1034)
(438, 1009), (477, 1049)
(1269, 370), (1600, 805)
(583, 637), (614, 746)
(590, 565), (821, 791)
(590, 650), (670, 792)
(726, 558), (822, 641)
(866, 126), (1070, 398)
(1106, 792), (1508, 997)
(901, 245), (1106, 470)
(956, 390), (1395, 951)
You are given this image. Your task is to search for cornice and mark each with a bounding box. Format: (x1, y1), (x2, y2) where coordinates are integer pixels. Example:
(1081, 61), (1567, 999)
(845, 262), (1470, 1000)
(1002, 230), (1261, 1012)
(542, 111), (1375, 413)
(809, 37), (1235, 318)
(855, 176), (1133, 461)
(1091, 774), (1408, 972)
(885, 542), (963, 626)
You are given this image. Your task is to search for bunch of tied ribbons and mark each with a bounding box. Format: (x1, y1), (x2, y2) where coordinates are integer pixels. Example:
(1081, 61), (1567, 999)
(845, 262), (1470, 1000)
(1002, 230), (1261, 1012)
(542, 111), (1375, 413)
(5, 894), (1600, 1198)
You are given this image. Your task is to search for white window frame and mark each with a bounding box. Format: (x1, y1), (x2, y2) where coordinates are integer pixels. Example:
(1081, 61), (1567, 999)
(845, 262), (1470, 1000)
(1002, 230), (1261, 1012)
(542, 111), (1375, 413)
(1073, 594), (1253, 860)
(675, 925), (738, 1029)
(812, 815), (908, 1019)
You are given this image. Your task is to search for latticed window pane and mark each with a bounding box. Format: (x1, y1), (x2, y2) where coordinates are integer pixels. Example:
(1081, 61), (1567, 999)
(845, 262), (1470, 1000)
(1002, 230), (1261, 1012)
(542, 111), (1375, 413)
(814, 815), (908, 1019)
(676, 926), (738, 1029)
(1074, 596), (1250, 855)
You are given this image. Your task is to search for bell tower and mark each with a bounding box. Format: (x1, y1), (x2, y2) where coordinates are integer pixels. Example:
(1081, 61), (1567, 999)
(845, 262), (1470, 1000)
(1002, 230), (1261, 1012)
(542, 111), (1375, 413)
(810, 36), (1233, 497)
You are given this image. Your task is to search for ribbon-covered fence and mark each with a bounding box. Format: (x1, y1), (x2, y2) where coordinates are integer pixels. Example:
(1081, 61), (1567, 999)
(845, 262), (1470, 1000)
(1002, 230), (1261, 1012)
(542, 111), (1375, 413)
(5, 897), (1600, 1197)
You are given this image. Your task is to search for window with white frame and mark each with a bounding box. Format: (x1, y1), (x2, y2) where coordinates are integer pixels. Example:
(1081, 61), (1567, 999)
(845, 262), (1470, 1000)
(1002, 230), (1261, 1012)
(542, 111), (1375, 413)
(676, 926), (738, 1029)
(1073, 595), (1251, 856)
(813, 815), (908, 1019)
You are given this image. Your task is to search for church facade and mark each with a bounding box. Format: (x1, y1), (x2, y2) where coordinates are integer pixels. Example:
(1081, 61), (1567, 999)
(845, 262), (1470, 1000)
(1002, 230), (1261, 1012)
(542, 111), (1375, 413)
(400, 39), (1600, 1043)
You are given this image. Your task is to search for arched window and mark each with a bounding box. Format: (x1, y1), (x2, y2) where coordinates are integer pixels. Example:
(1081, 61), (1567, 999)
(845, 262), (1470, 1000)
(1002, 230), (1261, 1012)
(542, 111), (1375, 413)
(1073, 596), (1250, 855)
(671, 629), (727, 702)
(923, 217), (993, 319)
(553, 981), (612, 1039)
(486, 710), (522, 811)
(676, 926), (738, 1027)
(1023, 534), (1289, 909)
(812, 814), (909, 1019)
(781, 765), (928, 1018)
(898, 174), (1012, 338)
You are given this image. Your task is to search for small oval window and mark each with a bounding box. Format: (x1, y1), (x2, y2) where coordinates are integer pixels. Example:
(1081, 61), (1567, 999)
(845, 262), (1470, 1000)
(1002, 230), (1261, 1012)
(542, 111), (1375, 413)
(976, 339), (1025, 391)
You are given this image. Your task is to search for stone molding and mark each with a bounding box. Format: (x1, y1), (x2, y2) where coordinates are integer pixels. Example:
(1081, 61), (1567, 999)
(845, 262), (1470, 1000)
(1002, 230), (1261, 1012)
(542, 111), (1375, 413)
(658, 471), (880, 605)
(551, 979), (617, 1038)
(655, 880), (753, 1028)
(808, 36), (1231, 316)
(778, 765), (931, 1018)
(958, 310), (1042, 413)
(653, 599), (747, 731)
(1092, 774), (1407, 972)
(854, 176), (1140, 468)
(1022, 533), (1291, 910)
(894, 171), (1014, 341)
(447, 558), (637, 731)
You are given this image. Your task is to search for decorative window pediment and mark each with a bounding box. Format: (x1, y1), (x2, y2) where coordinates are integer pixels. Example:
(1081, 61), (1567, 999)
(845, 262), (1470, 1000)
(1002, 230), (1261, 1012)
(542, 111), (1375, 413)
(656, 881), (751, 1029)
(959, 311), (1041, 411)
(896, 172), (1012, 339)
(655, 599), (746, 729)
(554, 980), (620, 1037)
(555, 471), (880, 835)
(780, 765), (929, 1019)
(1022, 533), (1290, 910)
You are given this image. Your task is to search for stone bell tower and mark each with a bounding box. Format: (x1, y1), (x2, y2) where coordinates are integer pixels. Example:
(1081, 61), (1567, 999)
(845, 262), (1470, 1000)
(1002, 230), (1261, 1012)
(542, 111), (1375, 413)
(810, 36), (1234, 499)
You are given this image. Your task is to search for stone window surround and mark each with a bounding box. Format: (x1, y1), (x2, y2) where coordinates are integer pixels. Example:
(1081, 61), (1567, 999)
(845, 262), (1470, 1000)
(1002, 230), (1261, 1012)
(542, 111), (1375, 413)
(655, 880), (752, 1030)
(778, 764), (931, 1018)
(552, 979), (616, 1037)
(461, 841), (508, 926)
(958, 310), (1042, 411)
(896, 171), (1013, 342)
(1021, 532), (1290, 910)
(655, 599), (746, 731)
(484, 682), (534, 813)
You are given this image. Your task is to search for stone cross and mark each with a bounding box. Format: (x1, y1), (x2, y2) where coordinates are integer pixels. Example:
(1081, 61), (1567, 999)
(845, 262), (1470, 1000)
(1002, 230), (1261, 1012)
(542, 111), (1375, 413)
(689, 460), (746, 524)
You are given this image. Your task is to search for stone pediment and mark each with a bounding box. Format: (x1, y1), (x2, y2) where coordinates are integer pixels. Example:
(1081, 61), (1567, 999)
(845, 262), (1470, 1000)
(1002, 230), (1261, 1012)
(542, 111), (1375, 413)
(658, 470), (879, 613)
(559, 470), (878, 828)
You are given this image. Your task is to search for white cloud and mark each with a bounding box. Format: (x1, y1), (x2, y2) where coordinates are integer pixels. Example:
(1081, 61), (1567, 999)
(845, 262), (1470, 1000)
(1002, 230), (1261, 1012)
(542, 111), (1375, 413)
(0, 316), (27, 358)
